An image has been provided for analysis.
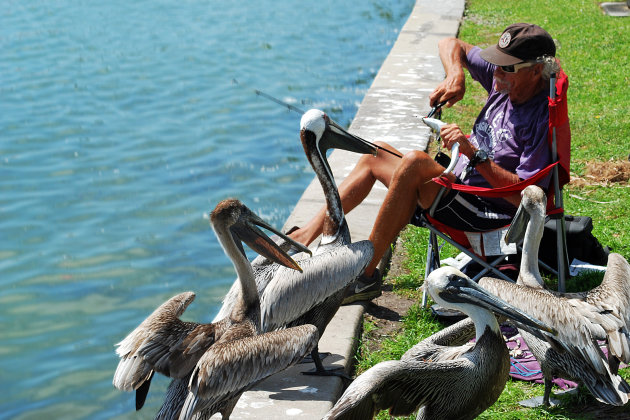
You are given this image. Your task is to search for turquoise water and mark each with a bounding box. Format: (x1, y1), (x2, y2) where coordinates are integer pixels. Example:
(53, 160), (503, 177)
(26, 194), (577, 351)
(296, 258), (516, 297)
(0, 1), (414, 418)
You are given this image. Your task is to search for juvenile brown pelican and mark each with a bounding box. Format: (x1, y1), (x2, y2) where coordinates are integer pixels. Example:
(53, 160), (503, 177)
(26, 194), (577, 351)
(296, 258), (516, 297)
(479, 185), (630, 406)
(113, 199), (318, 419)
(214, 109), (376, 376)
(323, 266), (556, 420)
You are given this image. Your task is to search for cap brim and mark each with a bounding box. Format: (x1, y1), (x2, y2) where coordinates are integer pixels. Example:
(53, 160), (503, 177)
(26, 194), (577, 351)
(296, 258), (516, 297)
(479, 45), (522, 66)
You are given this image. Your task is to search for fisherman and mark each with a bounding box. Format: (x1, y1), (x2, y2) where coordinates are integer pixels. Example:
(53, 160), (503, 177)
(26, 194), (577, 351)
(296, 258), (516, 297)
(289, 23), (560, 303)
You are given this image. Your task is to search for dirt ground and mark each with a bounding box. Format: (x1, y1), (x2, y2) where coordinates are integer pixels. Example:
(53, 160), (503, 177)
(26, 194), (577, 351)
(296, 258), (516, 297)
(571, 159), (630, 186)
(361, 286), (416, 353)
(360, 238), (417, 353)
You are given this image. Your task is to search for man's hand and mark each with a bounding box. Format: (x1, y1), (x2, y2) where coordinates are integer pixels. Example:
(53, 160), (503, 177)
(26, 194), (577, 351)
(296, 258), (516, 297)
(429, 73), (466, 109)
(440, 124), (474, 159)
(429, 37), (473, 109)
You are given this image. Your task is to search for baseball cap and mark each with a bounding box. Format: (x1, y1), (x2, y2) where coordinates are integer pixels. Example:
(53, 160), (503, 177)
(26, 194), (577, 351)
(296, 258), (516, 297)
(480, 23), (556, 66)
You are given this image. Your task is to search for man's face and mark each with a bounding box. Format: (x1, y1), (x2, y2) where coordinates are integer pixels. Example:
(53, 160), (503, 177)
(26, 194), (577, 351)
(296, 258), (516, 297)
(493, 63), (543, 104)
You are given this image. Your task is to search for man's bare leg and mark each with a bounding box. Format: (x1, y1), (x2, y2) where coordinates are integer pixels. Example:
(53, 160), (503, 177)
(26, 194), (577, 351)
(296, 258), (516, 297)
(363, 151), (448, 277)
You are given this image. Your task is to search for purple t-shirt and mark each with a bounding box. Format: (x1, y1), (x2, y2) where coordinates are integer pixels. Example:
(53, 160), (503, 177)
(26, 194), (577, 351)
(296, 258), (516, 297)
(452, 46), (552, 211)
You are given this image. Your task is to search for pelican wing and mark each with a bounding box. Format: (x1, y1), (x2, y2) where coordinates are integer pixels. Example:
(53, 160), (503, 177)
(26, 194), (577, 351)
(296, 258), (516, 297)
(211, 252), (304, 323)
(260, 240), (373, 331)
(324, 353), (473, 419)
(154, 377), (189, 420)
(479, 277), (627, 374)
(421, 317), (476, 347)
(585, 254), (630, 327)
(179, 324), (319, 420)
(113, 292), (224, 391)
(590, 253), (630, 362)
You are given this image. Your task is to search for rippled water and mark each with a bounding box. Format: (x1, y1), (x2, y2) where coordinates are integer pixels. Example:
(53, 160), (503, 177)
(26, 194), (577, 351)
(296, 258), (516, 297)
(0, 1), (414, 418)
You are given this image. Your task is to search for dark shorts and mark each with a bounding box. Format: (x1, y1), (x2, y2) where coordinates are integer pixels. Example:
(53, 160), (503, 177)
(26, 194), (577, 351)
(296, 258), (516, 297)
(411, 188), (514, 232)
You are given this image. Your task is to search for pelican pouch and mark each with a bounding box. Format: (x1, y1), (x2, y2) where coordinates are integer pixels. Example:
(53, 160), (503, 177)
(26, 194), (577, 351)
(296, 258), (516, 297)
(539, 215), (610, 269)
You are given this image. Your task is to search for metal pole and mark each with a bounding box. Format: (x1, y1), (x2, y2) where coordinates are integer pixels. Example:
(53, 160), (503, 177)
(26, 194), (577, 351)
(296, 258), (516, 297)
(550, 73), (569, 292)
(423, 223), (515, 283)
(422, 231), (441, 307)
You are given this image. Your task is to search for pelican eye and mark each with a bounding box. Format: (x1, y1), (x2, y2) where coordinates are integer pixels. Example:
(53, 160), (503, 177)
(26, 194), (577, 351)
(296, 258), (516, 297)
(444, 286), (458, 294)
(447, 274), (468, 287)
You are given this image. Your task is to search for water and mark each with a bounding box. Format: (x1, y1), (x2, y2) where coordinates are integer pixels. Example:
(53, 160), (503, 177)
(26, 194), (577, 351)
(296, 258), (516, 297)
(0, 1), (414, 418)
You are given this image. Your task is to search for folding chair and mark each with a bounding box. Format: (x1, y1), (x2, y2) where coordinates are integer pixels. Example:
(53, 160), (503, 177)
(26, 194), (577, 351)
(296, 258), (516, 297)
(419, 68), (571, 306)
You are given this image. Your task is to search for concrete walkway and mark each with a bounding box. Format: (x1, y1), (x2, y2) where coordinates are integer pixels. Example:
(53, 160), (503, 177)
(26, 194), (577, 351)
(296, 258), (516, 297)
(221, 1), (465, 418)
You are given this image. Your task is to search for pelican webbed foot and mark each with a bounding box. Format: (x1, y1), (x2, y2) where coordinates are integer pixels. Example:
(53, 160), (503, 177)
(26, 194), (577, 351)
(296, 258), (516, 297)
(300, 348), (351, 380)
(299, 351), (331, 364)
(518, 379), (575, 408)
(302, 365), (351, 381)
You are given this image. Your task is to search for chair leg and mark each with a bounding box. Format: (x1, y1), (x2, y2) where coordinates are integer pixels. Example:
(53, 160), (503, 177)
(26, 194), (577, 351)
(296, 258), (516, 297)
(422, 231), (441, 307)
(555, 216), (570, 292)
(470, 255), (509, 282)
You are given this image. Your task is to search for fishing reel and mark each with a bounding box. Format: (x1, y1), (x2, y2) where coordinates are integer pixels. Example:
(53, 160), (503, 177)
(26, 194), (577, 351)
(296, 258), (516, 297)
(422, 101), (459, 175)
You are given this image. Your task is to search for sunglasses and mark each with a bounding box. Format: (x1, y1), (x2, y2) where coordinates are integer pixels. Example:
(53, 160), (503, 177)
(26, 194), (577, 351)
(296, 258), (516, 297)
(499, 62), (536, 73)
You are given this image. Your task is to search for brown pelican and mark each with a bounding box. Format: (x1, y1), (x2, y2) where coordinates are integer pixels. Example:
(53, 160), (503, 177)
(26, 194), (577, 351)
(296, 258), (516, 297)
(478, 185), (630, 406)
(213, 109), (376, 376)
(323, 266), (556, 420)
(113, 199), (318, 419)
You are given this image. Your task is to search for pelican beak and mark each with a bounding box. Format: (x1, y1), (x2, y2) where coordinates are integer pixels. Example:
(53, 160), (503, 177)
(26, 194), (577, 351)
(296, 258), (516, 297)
(440, 272), (556, 335)
(505, 203), (529, 245)
(231, 208), (311, 272)
(322, 118), (378, 157)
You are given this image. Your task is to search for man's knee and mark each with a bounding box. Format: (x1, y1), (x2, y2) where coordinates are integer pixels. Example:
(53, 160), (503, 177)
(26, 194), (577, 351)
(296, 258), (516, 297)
(401, 150), (431, 168)
(397, 150), (444, 186)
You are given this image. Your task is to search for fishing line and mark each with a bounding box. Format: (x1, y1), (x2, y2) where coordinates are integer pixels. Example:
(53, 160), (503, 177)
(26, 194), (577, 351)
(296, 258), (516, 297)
(231, 79), (403, 158)
(232, 79), (305, 115)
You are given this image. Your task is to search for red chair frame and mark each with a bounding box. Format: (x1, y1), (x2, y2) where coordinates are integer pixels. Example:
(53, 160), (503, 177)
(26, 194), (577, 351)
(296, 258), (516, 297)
(419, 69), (571, 305)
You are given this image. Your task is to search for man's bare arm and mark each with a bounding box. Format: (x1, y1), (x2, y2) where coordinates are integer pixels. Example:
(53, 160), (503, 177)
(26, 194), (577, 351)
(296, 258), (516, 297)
(429, 38), (475, 108)
(439, 123), (522, 207)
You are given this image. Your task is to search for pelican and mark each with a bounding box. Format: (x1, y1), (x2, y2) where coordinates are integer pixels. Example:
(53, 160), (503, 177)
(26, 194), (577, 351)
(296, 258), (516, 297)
(213, 109), (376, 376)
(478, 185), (630, 406)
(323, 266), (556, 420)
(113, 199), (318, 419)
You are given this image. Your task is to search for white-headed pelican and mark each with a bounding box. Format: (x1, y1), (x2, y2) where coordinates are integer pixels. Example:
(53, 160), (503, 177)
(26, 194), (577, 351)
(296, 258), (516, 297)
(213, 109), (376, 376)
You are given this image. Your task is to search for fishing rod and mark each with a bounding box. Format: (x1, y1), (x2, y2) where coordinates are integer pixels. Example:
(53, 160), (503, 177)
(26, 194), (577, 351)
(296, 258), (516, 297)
(231, 79), (403, 158)
(255, 89), (307, 115)
(232, 79), (306, 115)
(233, 78), (459, 183)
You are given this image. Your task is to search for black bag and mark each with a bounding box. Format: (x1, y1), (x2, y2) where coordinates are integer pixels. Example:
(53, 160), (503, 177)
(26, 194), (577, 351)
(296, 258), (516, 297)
(539, 215), (610, 269)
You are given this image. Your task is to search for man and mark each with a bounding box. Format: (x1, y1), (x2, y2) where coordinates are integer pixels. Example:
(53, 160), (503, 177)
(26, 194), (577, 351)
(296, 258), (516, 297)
(290, 23), (560, 303)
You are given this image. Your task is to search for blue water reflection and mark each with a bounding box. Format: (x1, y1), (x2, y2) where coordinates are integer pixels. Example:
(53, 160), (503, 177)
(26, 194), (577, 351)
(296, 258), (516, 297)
(0, 1), (413, 418)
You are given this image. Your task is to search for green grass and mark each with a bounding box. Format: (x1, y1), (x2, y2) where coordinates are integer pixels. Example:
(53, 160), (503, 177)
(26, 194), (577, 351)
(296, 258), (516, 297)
(352, 1), (630, 418)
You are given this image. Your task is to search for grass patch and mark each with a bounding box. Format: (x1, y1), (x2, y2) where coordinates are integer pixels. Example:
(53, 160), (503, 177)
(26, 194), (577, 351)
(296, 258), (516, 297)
(352, 0), (630, 418)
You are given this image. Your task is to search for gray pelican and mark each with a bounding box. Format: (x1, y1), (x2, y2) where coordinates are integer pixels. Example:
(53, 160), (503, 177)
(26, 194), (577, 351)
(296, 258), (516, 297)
(323, 266), (556, 420)
(213, 109), (376, 376)
(478, 185), (630, 406)
(113, 199), (318, 419)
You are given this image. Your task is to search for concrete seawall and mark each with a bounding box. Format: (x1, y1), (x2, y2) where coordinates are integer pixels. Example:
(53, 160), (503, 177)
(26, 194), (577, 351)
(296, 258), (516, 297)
(220, 1), (465, 418)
